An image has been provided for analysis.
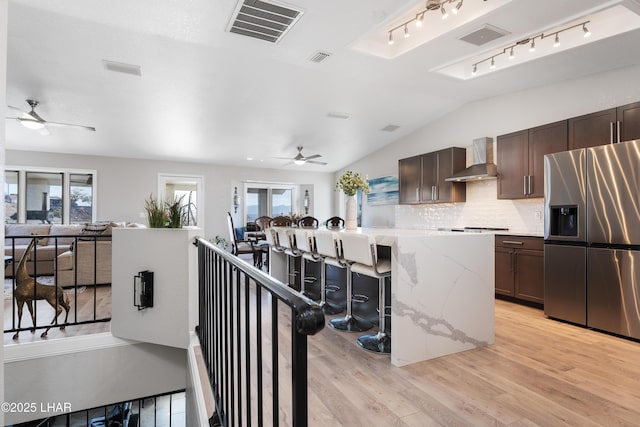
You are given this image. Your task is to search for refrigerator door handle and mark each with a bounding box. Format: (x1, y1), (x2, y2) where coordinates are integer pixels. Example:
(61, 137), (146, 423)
(523, 176), (527, 196)
(528, 175), (532, 196)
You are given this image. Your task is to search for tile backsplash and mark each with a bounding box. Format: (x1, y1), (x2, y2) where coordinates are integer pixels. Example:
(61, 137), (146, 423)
(395, 180), (544, 234)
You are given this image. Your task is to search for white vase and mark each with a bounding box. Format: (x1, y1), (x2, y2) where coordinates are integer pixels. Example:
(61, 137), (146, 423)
(345, 195), (357, 230)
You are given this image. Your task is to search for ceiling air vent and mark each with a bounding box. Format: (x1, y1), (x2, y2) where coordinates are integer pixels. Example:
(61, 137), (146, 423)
(309, 51), (332, 63)
(459, 24), (509, 46)
(227, 0), (303, 44)
(102, 60), (142, 76)
(381, 124), (400, 132)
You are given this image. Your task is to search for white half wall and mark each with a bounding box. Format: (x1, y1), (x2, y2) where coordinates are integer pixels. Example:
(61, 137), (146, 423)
(339, 64), (640, 231)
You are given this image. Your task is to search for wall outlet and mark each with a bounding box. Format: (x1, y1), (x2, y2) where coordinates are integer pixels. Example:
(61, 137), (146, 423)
(535, 210), (542, 221)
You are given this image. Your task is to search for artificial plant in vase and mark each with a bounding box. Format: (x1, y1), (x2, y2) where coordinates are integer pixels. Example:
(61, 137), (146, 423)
(336, 171), (369, 230)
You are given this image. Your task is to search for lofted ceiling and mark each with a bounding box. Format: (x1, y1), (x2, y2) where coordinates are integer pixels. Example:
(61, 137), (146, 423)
(5, 0), (640, 172)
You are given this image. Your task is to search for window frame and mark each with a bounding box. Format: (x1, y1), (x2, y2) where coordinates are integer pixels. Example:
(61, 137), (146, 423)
(5, 165), (98, 224)
(242, 182), (298, 223)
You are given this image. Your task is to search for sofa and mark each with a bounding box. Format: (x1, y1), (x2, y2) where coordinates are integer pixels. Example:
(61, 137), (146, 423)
(4, 223), (82, 277)
(5, 222), (143, 287)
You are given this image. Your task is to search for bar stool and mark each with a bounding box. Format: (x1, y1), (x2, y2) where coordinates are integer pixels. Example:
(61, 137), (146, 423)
(312, 230), (348, 314)
(276, 228), (302, 290)
(326, 232), (373, 333)
(339, 232), (391, 354)
(293, 229), (321, 300)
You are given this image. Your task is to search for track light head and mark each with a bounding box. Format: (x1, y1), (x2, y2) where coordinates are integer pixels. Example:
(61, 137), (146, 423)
(529, 38), (536, 52)
(472, 64), (477, 75)
(509, 47), (515, 59)
(388, 31), (394, 45)
(441, 5), (448, 19)
(452, 0), (463, 15)
(554, 33), (560, 47)
(583, 23), (591, 38)
(490, 57), (496, 69)
(404, 25), (410, 38)
(416, 12), (424, 27)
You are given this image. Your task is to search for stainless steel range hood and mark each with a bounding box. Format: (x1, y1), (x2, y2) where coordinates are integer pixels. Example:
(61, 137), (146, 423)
(445, 137), (496, 182)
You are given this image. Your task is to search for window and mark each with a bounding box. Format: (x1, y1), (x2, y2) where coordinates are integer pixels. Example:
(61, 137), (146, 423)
(4, 168), (96, 224)
(4, 170), (19, 223)
(26, 171), (63, 224)
(158, 174), (203, 227)
(244, 183), (296, 222)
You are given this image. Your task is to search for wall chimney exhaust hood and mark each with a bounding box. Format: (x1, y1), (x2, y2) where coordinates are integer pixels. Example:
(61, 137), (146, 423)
(446, 137), (497, 182)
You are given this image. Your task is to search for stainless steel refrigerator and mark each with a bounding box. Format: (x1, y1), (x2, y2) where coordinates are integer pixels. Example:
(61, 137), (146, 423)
(544, 139), (640, 339)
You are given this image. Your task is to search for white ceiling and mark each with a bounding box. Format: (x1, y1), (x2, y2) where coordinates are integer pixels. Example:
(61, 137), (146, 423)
(5, 0), (640, 172)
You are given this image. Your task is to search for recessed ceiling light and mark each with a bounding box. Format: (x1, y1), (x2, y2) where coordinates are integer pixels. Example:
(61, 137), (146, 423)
(246, 157), (253, 161)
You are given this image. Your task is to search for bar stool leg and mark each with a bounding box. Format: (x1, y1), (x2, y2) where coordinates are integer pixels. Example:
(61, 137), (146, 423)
(356, 276), (391, 354)
(319, 259), (341, 315)
(329, 265), (373, 332)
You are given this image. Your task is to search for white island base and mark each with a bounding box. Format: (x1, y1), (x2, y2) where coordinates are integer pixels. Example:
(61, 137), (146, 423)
(270, 228), (495, 367)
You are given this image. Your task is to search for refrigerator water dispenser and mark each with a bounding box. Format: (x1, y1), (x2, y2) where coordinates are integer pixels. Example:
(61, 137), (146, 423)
(550, 205), (578, 237)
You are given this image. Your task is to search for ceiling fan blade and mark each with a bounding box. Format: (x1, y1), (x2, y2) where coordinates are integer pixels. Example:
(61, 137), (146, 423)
(8, 105), (25, 113)
(273, 156), (295, 160)
(307, 160), (327, 165)
(303, 154), (322, 160)
(45, 121), (96, 131)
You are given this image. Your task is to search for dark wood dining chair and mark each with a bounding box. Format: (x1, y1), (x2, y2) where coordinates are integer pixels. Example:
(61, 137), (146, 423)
(255, 216), (272, 231)
(298, 216), (319, 229)
(325, 216), (345, 230)
(226, 212), (257, 262)
(270, 216), (292, 227)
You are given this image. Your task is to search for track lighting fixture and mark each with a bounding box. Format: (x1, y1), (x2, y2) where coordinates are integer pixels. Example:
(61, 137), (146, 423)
(386, 0), (474, 45)
(470, 20), (592, 77)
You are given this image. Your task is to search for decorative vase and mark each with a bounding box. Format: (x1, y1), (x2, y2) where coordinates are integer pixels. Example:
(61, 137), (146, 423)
(345, 195), (357, 230)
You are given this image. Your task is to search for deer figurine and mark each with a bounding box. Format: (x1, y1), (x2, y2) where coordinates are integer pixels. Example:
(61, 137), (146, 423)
(12, 237), (70, 339)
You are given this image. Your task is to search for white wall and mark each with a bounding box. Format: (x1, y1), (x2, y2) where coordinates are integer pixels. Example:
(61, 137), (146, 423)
(340, 64), (640, 231)
(1, 1), (8, 423)
(4, 335), (186, 425)
(5, 150), (336, 239)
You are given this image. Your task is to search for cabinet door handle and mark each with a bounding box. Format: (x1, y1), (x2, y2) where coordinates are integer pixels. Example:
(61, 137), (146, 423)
(502, 240), (524, 245)
(528, 175), (532, 196)
(433, 185), (438, 201)
(610, 122), (615, 144)
(523, 176), (527, 196)
(416, 187), (419, 201)
(617, 120), (622, 144)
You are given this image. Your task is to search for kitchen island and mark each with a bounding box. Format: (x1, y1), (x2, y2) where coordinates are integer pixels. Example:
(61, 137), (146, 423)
(269, 228), (495, 367)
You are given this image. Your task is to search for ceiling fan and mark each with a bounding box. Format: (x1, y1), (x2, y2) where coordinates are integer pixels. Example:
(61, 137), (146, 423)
(6, 99), (96, 135)
(275, 146), (327, 166)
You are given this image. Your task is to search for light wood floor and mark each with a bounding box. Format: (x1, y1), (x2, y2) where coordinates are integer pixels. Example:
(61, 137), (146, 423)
(301, 300), (640, 427)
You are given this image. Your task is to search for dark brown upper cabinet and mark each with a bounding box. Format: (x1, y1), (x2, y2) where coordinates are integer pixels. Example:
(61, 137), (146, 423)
(568, 101), (640, 150)
(399, 147), (466, 204)
(497, 120), (568, 199)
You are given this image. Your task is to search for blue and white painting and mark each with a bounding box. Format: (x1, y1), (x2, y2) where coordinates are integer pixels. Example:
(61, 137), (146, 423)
(367, 175), (399, 206)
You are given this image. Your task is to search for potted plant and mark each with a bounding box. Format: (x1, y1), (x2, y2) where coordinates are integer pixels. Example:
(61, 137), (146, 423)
(144, 194), (167, 228)
(336, 171), (369, 230)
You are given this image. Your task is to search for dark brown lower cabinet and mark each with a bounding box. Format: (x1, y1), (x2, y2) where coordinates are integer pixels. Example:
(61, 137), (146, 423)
(495, 235), (544, 305)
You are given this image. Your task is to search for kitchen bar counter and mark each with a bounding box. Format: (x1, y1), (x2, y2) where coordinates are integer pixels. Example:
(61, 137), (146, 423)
(269, 227), (495, 367)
